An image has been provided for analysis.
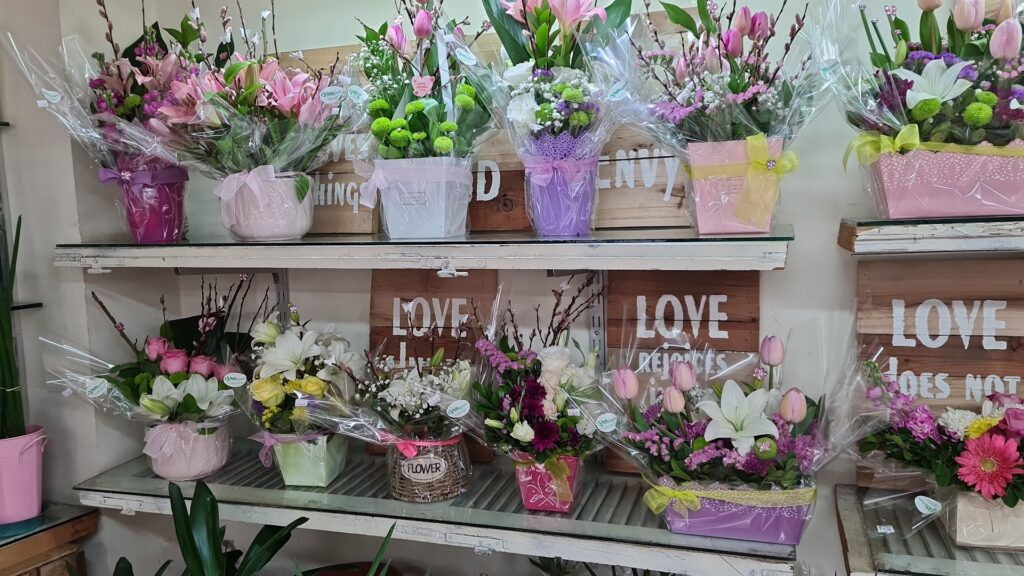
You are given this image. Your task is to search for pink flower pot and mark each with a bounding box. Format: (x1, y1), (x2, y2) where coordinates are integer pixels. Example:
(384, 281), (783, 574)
(99, 155), (189, 244)
(868, 143), (1024, 218)
(145, 423), (230, 481)
(513, 454), (582, 513)
(687, 139), (783, 235)
(0, 425), (47, 524)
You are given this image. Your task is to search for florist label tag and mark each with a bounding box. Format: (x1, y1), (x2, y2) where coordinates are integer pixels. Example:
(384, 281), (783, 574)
(401, 455), (448, 483)
(319, 86), (344, 104)
(857, 259), (1024, 409)
(223, 373), (248, 388)
(915, 495), (942, 516)
(446, 400), (471, 419)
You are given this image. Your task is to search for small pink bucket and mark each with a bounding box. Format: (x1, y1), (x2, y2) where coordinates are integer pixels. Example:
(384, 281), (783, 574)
(686, 139), (783, 235)
(0, 425), (47, 524)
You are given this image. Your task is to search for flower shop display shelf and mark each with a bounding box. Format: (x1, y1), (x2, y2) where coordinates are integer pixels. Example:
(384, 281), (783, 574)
(836, 485), (1024, 576)
(75, 444), (799, 575)
(52, 227), (794, 273)
(837, 216), (1024, 256)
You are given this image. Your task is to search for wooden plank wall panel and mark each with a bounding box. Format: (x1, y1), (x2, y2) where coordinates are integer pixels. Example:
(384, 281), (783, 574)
(856, 260), (1024, 410)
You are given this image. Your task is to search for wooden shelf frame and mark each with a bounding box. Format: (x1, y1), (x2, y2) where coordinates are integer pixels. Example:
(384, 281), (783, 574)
(838, 217), (1024, 255)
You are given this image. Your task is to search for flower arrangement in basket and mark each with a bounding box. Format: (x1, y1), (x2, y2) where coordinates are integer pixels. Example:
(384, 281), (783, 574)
(43, 279), (265, 482)
(0, 3), (209, 244)
(472, 274), (604, 512)
(616, 0), (825, 235)
(858, 358), (1024, 549)
(601, 335), (823, 545)
(478, 0), (631, 237)
(353, 0), (494, 239)
(244, 307), (358, 487)
(826, 1), (1024, 219)
(142, 4), (357, 241)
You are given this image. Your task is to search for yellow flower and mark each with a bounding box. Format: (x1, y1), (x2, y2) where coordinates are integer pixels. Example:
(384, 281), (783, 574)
(965, 416), (1001, 439)
(297, 376), (328, 398)
(251, 375), (286, 408)
(290, 406), (307, 421)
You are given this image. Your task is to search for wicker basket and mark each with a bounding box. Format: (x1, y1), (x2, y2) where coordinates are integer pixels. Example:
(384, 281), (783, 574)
(386, 435), (471, 503)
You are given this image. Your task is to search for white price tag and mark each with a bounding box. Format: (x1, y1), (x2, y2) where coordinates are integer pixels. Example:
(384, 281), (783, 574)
(876, 525), (895, 535)
(427, 394), (442, 407)
(319, 86), (344, 104)
(595, 413), (618, 432)
(567, 408), (581, 417)
(295, 397), (310, 407)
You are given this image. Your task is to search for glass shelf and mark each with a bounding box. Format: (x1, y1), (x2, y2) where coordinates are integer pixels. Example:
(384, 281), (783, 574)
(838, 217), (1024, 255)
(0, 502), (96, 547)
(75, 444), (798, 574)
(55, 226), (794, 272)
(836, 485), (1024, 576)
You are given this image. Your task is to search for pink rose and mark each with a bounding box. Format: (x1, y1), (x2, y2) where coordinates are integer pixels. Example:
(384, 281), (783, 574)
(213, 361), (241, 382)
(189, 355), (216, 378)
(412, 75), (435, 98)
(159, 349), (189, 374)
(1004, 408), (1024, 437)
(144, 336), (171, 361)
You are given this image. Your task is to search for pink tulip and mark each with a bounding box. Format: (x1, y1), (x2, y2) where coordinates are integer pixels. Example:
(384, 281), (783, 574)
(674, 56), (689, 84)
(386, 23), (408, 53)
(500, 0), (544, 24)
(670, 361), (697, 392)
(663, 387), (686, 414)
(953, 0), (986, 32)
(733, 6), (752, 36)
(413, 10), (433, 39)
(144, 336), (171, 361)
(986, 0), (1015, 22)
(548, 0), (608, 30)
(749, 11), (771, 41)
(612, 366), (640, 400)
(159, 349), (190, 374)
(990, 18), (1022, 60)
(213, 362), (241, 382)
(759, 336), (785, 367)
(189, 355), (216, 378)
(779, 389), (808, 423)
(703, 45), (724, 73)
(722, 29), (744, 58)
(918, 0), (943, 10)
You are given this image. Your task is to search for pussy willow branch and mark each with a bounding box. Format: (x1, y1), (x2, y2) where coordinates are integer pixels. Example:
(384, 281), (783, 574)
(91, 292), (139, 355)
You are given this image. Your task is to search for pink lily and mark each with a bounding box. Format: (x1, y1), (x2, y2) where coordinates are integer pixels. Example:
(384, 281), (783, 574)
(500, 0), (544, 24)
(549, 0), (607, 29)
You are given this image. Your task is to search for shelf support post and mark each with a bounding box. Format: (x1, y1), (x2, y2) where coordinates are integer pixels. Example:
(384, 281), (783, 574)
(271, 269), (291, 318)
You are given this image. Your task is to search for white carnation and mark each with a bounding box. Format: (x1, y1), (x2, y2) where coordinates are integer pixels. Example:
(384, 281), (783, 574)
(538, 345), (572, 391)
(507, 93), (542, 134)
(503, 61), (535, 87)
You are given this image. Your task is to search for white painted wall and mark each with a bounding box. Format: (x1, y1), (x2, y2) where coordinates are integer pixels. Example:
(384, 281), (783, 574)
(1, 0), (932, 574)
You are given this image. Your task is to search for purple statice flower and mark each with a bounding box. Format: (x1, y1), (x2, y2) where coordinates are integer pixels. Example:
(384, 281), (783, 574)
(643, 402), (662, 424)
(904, 404), (940, 442)
(754, 367), (767, 380)
(792, 432), (819, 475)
(476, 339), (519, 374)
(684, 442), (730, 470)
(722, 449), (745, 467)
(652, 97), (702, 125)
(501, 396), (512, 412)
(531, 420), (560, 451)
(533, 68), (554, 80)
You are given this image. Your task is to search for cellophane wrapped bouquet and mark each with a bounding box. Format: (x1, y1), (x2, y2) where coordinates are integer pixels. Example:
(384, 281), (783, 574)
(243, 307), (358, 487)
(41, 280), (263, 481)
(353, 0), (494, 239)
(819, 0), (1024, 219)
(138, 4), (359, 241)
(469, 274), (605, 512)
(1, 5), (206, 244)
(856, 355), (1024, 550)
(601, 0), (827, 235)
(589, 332), (841, 545)
(469, 0), (631, 237)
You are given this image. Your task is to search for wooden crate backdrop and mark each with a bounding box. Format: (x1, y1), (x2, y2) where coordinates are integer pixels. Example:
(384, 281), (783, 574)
(857, 260), (1024, 410)
(285, 13), (690, 234)
(607, 271), (761, 395)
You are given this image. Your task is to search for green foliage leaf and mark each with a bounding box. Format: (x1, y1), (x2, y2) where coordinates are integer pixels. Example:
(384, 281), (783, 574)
(893, 17), (911, 45)
(214, 40), (235, 69)
(113, 558), (135, 576)
(605, 0), (633, 30)
(697, 0), (717, 34)
(869, 52), (892, 69)
(178, 394), (202, 416)
(169, 483), (205, 575)
(294, 175), (311, 203)
(482, 0), (531, 65)
(189, 481), (225, 575)
(122, 22), (168, 68)
(662, 3), (699, 38)
(365, 524), (396, 576)
(224, 61), (254, 85)
(234, 517), (309, 576)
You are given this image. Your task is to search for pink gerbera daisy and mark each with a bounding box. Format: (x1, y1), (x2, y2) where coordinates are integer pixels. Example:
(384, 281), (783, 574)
(954, 434), (1024, 500)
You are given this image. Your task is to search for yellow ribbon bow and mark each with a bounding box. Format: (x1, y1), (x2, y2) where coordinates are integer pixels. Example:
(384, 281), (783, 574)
(643, 481), (818, 519)
(735, 134), (798, 228)
(643, 484), (703, 518)
(843, 125), (921, 168)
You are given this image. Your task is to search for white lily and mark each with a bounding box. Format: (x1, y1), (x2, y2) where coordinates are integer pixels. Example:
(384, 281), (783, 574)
(139, 376), (183, 419)
(257, 331), (322, 380)
(891, 60), (974, 109)
(697, 380), (779, 456)
(179, 374), (234, 417)
(250, 311), (282, 346)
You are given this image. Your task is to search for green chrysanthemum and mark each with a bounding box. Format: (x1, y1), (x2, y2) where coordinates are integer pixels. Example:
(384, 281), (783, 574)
(433, 136), (454, 154)
(370, 117), (392, 139)
(455, 94), (475, 110)
(569, 110), (591, 128)
(457, 83), (476, 98)
(910, 98), (941, 122)
(389, 129), (411, 148)
(368, 99), (391, 118)
(552, 82), (569, 95)
(439, 121), (458, 133)
(562, 88), (585, 104)
(963, 102), (994, 128)
(411, 131), (428, 141)
(975, 91), (998, 106)
(390, 118), (408, 130)
(404, 100), (426, 115)
(537, 103), (555, 123)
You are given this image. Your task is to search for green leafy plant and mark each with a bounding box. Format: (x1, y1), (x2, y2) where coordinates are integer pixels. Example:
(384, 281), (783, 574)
(0, 216), (23, 440)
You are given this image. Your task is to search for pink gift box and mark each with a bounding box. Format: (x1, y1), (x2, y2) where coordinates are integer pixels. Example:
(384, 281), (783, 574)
(513, 454), (582, 513)
(686, 139), (782, 235)
(869, 144), (1024, 218)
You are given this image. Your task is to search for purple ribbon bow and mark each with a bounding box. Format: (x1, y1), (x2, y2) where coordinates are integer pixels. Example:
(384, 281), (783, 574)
(99, 166), (189, 194)
(521, 155), (599, 187)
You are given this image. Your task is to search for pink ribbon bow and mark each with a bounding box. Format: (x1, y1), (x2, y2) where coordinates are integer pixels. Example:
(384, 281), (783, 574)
(250, 430), (325, 467)
(391, 435), (463, 458)
(521, 155), (599, 187)
(99, 166), (189, 194)
(144, 422), (201, 459)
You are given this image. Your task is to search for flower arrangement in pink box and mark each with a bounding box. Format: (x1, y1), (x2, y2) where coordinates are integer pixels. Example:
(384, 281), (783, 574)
(824, 1), (1024, 219)
(1, 2), (209, 244)
(858, 357), (1024, 549)
(599, 0), (827, 235)
(472, 274), (604, 513)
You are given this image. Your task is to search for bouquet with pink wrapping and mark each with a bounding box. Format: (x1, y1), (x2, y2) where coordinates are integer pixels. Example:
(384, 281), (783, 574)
(591, 1), (828, 235)
(39, 280), (271, 481)
(0, 5), (206, 244)
(352, 1), (495, 239)
(817, 1), (1024, 219)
